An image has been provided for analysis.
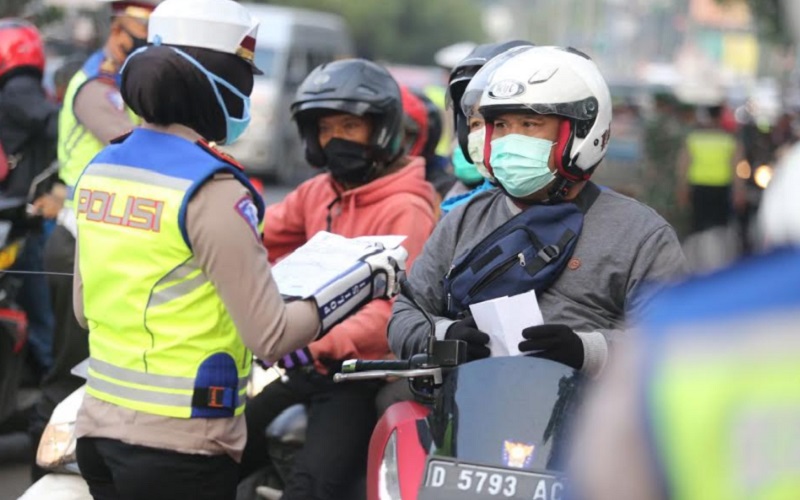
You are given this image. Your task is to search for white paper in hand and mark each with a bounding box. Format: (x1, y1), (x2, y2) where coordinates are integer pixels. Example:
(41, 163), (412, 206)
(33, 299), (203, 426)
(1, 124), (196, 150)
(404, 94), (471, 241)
(468, 290), (544, 356)
(271, 231), (406, 298)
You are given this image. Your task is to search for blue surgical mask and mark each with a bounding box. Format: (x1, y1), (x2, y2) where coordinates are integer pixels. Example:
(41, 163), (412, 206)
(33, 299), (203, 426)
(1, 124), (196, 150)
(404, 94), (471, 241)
(170, 49), (251, 145)
(452, 146), (483, 185)
(489, 134), (556, 198)
(123, 43), (251, 145)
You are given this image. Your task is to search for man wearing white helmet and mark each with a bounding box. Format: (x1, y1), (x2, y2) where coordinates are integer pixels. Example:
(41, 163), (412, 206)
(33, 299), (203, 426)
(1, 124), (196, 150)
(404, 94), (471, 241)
(70, 1), (406, 498)
(389, 46), (686, 377)
(570, 143), (800, 500)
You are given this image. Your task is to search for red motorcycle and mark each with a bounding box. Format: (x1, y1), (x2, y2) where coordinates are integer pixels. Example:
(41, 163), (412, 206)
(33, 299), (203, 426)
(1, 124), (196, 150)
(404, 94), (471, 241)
(334, 283), (585, 500)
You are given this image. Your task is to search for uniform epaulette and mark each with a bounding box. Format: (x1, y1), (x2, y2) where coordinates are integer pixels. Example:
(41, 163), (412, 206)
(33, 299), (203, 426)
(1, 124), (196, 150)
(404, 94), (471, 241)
(196, 140), (245, 171)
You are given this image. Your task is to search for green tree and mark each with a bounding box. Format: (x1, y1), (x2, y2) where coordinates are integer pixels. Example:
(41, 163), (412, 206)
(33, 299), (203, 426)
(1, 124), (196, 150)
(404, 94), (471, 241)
(717, 0), (791, 46)
(249, 0), (485, 64)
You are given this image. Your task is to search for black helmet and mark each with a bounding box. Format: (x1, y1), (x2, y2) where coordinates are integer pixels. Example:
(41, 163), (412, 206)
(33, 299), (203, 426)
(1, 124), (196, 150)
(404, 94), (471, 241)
(291, 59), (404, 168)
(411, 89), (443, 161)
(447, 40), (534, 162)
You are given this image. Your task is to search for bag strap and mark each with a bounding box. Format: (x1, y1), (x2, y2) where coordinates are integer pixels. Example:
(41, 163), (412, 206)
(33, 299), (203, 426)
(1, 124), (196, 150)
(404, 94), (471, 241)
(573, 181), (601, 214)
(521, 183), (601, 275)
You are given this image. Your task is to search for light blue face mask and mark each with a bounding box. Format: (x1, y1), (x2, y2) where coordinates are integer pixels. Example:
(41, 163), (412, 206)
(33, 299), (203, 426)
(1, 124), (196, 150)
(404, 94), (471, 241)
(452, 146), (484, 185)
(123, 41), (252, 145)
(489, 134), (556, 198)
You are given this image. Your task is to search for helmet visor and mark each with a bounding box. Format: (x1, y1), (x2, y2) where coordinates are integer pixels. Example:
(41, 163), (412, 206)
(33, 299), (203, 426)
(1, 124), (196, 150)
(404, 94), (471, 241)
(464, 45), (599, 122)
(460, 45), (534, 120)
(292, 99), (375, 118)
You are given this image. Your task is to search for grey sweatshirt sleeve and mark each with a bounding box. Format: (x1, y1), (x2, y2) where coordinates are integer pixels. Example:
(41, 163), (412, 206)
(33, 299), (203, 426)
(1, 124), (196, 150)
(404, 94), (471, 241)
(388, 212), (460, 359)
(578, 224), (687, 377)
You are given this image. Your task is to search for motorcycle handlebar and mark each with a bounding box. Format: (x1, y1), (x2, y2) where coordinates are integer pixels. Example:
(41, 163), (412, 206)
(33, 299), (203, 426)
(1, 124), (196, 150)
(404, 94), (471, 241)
(341, 359), (411, 373)
(333, 367), (442, 385)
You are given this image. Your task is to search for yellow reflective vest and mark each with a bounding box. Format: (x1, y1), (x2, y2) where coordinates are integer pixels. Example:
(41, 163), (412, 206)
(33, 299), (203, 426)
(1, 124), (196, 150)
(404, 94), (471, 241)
(76, 128), (264, 419)
(58, 50), (139, 205)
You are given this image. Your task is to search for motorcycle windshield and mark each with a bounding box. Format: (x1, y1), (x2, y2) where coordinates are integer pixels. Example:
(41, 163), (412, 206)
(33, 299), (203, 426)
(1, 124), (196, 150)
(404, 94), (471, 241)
(427, 356), (585, 472)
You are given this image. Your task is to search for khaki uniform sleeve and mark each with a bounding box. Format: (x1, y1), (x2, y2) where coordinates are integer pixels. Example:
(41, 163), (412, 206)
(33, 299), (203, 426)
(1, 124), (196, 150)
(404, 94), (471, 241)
(186, 175), (320, 361)
(570, 341), (664, 500)
(73, 241), (88, 330)
(73, 79), (137, 145)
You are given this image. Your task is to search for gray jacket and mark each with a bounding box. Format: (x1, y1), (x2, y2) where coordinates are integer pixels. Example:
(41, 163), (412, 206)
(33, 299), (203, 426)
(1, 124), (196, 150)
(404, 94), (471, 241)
(388, 186), (687, 376)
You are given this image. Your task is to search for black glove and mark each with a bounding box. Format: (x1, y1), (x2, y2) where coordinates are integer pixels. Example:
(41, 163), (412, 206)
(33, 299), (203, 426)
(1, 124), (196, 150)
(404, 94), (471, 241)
(518, 324), (584, 370)
(446, 316), (490, 361)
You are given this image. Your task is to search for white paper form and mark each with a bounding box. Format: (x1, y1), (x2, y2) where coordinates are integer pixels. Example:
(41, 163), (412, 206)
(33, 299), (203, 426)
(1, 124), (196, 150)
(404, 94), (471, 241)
(271, 231), (406, 298)
(468, 290), (544, 356)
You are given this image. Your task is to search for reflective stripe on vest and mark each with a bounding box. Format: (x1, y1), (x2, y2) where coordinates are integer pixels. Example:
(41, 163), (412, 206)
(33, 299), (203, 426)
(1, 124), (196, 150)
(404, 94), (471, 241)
(57, 51), (139, 205)
(76, 129), (264, 419)
(686, 130), (737, 187)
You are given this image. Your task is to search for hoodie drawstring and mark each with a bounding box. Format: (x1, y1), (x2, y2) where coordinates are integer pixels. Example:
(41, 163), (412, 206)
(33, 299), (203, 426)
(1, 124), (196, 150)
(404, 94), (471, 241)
(325, 195), (341, 232)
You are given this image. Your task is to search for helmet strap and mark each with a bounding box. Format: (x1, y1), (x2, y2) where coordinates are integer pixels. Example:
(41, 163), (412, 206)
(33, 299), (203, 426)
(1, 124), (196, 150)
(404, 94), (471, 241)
(545, 174), (574, 204)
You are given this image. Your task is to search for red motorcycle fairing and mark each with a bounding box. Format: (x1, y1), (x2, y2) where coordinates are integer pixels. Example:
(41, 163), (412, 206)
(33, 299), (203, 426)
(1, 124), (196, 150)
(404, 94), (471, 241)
(368, 399), (430, 500)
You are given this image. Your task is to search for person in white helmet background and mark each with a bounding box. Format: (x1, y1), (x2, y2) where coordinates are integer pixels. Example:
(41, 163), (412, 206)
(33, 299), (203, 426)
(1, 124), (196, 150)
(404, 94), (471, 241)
(70, 1), (406, 499)
(388, 46), (687, 377)
(569, 142), (800, 500)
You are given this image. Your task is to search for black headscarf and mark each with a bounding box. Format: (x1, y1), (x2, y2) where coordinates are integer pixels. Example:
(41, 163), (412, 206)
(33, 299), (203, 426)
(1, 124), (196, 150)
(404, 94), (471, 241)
(120, 45), (253, 142)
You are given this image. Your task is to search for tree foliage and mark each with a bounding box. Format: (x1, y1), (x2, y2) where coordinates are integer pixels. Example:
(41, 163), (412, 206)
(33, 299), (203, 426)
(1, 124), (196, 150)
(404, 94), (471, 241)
(248, 0), (485, 64)
(716, 0), (791, 46)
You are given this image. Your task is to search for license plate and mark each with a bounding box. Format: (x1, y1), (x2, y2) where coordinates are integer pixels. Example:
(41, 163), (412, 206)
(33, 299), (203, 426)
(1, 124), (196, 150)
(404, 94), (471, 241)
(418, 459), (566, 500)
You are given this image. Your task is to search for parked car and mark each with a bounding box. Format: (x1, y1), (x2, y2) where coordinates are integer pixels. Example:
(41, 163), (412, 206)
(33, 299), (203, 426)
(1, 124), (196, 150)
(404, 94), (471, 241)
(222, 4), (355, 184)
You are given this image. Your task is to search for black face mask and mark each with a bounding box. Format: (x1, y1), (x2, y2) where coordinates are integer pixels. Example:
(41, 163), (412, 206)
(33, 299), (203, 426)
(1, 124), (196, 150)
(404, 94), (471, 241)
(323, 138), (376, 186)
(122, 27), (148, 57)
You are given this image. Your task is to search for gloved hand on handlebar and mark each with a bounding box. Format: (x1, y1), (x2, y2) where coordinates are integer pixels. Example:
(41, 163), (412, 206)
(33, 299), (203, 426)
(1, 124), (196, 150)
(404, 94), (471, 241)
(312, 245), (408, 334)
(255, 347), (314, 371)
(446, 316), (490, 361)
(518, 324), (584, 370)
(278, 347), (314, 371)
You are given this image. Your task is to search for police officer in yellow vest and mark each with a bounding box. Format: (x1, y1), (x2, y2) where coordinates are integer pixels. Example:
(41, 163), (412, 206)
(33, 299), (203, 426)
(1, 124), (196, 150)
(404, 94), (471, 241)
(677, 104), (746, 235)
(71, 1), (407, 498)
(570, 142), (800, 500)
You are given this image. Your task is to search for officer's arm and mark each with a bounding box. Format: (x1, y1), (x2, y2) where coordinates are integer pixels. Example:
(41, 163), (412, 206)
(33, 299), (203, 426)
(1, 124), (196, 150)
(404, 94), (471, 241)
(72, 243), (88, 330)
(569, 341), (663, 500)
(73, 79), (137, 145)
(186, 175), (321, 361)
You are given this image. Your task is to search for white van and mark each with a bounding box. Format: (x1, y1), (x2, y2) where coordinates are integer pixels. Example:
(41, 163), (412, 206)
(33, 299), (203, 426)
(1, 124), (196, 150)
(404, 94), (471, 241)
(222, 4), (354, 183)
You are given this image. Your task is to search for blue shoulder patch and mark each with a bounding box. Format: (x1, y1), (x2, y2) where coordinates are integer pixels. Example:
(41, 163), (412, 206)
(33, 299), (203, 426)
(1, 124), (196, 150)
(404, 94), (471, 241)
(235, 196), (260, 239)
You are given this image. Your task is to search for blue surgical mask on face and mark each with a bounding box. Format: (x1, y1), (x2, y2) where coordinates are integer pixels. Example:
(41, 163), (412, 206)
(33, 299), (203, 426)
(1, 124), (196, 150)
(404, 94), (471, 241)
(123, 43), (251, 145)
(489, 134), (556, 198)
(452, 146), (483, 185)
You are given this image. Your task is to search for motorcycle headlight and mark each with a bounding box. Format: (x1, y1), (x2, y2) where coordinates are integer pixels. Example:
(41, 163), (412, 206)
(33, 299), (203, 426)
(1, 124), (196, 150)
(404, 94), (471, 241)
(36, 421), (77, 470)
(754, 164), (774, 189)
(379, 429), (403, 500)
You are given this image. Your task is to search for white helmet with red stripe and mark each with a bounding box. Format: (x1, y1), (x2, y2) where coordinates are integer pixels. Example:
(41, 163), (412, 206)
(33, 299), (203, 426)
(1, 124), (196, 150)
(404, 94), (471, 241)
(462, 45), (612, 189)
(146, 0), (261, 73)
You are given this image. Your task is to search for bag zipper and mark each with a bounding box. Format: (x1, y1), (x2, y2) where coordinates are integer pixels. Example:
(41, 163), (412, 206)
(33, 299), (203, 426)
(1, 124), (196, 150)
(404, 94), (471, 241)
(467, 252), (526, 297)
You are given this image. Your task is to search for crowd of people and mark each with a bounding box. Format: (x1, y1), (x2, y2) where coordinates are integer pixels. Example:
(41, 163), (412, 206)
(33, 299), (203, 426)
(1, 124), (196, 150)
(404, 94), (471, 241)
(1, 0), (799, 499)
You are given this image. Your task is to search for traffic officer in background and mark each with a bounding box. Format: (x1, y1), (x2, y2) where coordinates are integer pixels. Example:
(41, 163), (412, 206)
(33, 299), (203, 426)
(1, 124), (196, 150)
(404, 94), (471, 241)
(570, 143), (800, 500)
(33, 1), (160, 479)
(71, 1), (406, 499)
